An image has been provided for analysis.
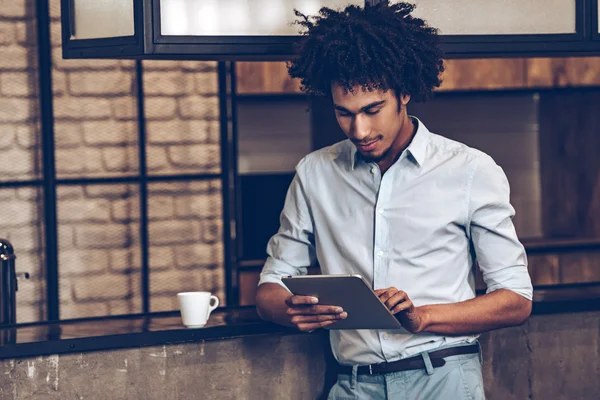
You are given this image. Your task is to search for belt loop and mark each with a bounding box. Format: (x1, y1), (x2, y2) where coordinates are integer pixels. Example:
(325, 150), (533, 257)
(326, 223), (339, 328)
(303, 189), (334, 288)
(477, 341), (483, 365)
(350, 365), (358, 389)
(420, 351), (435, 376)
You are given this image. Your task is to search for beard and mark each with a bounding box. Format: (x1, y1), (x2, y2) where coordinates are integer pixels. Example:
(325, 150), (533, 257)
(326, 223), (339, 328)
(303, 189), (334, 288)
(358, 144), (393, 163)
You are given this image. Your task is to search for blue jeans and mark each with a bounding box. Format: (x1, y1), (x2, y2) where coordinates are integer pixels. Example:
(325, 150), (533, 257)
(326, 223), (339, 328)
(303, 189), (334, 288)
(328, 347), (485, 400)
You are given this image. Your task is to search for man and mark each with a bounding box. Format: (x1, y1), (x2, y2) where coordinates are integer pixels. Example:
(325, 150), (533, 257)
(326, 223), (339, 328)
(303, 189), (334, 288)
(255, 2), (533, 399)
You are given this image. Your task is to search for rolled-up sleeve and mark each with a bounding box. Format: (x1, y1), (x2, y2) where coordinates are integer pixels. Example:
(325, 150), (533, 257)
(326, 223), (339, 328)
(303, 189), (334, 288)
(467, 155), (533, 300)
(258, 169), (316, 288)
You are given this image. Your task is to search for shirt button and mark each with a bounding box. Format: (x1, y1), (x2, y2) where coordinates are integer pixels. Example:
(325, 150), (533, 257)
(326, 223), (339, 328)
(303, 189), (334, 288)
(370, 167), (376, 174)
(383, 333), (389, 340)
(377, 251), (384, 257)
(378, 209), (384, 214)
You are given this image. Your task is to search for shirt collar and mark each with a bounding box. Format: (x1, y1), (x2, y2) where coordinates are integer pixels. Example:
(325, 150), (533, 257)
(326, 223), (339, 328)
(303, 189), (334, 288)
(350, 116), (430, 170)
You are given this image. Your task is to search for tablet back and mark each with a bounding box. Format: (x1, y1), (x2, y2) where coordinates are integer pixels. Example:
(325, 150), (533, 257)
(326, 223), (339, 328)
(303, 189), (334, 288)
(282, 275), (403, 330)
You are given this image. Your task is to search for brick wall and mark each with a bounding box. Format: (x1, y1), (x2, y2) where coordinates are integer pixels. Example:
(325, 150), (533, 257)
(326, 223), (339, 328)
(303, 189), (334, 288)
(0, 0), (44, 322)
(0, 1), (224, 323)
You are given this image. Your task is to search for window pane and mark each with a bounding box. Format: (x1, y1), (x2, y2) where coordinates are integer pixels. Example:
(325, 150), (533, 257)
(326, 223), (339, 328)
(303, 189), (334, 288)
(57, 184), (141, 319)
(0, 1), (41, 182)
(0, 187), (45, 323)
(71, 0), (135, 39)
(160, 0), (364, 36)
(148, 181), (224, 312)
(406, 0), (576, 35)
(144, 61), (221, 176)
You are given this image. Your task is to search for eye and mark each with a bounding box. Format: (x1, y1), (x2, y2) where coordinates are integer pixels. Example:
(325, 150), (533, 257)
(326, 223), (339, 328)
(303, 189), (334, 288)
(365, 109), (380, 115)
(337, 111), (352, 117)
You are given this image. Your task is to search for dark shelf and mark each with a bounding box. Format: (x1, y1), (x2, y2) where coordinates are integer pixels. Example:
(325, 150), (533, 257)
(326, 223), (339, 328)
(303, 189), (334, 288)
(522, 238), (600, 253)
(238, 259), (267, 269)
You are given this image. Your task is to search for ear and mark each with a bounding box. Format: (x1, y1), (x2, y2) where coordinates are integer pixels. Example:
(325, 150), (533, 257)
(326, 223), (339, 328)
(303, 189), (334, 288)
(400, 94), (411, 105)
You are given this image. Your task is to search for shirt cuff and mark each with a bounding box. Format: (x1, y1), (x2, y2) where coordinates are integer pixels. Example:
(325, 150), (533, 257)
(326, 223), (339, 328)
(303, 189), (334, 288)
(483, 265), (533, 301)
(258, 256), (308, 288)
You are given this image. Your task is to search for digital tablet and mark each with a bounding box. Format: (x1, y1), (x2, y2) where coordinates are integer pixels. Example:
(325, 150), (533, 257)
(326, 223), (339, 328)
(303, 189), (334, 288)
(281, 274), (403, 330)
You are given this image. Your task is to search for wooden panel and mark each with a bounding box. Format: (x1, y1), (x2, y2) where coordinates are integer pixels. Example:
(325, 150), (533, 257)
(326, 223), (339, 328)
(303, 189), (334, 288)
(559, 252), (600, 284)
(526, 57), (600, 88)
(533, 284), (600, 301)
(236, 62), (302, 94)
(538, 90), (600, 239)
(439, 59), (527, 91)
(478, 251), (600, 291)
(238, 267), (262, 306)
(237, 60), (528, 94)
(529, 254), (560, 286)
(236, 58), (600, 95)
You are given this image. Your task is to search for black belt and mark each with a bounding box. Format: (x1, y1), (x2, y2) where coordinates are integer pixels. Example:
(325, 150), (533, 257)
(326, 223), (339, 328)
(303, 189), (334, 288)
(338, 344), (480, 376)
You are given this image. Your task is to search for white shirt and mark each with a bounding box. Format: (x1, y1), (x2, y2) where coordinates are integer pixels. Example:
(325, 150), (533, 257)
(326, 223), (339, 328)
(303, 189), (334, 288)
(259, 117), (533, 365)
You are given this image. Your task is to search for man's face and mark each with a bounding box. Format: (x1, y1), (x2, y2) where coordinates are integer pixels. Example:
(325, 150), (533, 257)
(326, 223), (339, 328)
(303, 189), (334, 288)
(331, 84), (410, 163)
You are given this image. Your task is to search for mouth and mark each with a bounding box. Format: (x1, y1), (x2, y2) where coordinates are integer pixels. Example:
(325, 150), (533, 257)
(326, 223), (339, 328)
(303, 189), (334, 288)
(357, 139), (379, 152)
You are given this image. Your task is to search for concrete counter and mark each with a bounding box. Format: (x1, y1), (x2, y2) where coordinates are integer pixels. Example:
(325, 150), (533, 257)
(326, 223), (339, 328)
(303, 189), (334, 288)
(0, 308), (599, 399)
(0, 332), (331, 400)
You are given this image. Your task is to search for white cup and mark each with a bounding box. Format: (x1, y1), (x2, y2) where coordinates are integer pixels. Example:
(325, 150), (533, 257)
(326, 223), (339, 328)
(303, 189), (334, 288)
(177, 292), (219, 328)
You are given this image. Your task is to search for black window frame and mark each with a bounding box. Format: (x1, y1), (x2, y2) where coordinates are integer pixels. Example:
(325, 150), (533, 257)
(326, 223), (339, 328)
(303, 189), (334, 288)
(60, 0), (600, 59)
(0, 0), (240, 324)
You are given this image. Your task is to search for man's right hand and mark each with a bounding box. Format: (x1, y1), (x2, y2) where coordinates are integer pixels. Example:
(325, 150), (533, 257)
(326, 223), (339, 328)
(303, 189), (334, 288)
(284, 295), (347, 332)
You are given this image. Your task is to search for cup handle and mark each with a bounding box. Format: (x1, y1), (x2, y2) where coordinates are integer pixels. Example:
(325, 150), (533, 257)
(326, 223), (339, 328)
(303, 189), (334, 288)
(207, 295), (219, 316)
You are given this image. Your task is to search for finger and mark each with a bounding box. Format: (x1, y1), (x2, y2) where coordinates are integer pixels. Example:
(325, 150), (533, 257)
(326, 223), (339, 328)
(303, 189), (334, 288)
(286, 305), (344, 316)
(385, 291), (408, 309)
(391, 299), (414, 314)
(285, 295), (319, 307)
(291, 312), (348, 324)
(374, 287), (397, 296)
(376, 290), (393, 301)
(377, 288), (399, 303)
(297, 320), (338, 332)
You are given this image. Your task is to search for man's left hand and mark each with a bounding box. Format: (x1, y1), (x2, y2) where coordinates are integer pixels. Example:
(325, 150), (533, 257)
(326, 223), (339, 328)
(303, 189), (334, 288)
(375, 287), (427, 334)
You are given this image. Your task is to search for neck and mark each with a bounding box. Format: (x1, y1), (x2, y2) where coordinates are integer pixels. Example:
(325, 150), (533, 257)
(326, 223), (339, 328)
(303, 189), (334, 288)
(377, 115), (416, 174)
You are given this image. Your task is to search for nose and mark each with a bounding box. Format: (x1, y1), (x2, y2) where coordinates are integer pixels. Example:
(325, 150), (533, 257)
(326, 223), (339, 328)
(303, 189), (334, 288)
(351, 114), (370, 141)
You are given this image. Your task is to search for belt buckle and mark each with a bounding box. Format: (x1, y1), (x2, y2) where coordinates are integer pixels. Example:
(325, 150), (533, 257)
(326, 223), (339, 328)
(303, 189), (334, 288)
(368, 364), (373, 375)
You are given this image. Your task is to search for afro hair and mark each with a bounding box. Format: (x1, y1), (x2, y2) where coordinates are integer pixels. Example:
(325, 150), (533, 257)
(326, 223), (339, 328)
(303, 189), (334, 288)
(287, 1), (445, 102)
